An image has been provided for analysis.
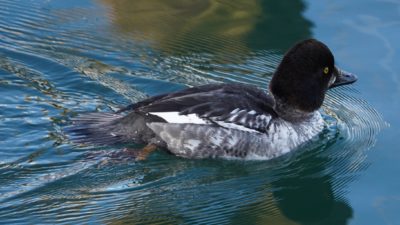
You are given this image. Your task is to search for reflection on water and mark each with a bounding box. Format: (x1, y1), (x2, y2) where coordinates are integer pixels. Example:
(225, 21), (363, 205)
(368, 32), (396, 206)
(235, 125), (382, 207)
(102, 0), (312, 55)
(0, 0), (386, 224)
(232, 147), (354, 225)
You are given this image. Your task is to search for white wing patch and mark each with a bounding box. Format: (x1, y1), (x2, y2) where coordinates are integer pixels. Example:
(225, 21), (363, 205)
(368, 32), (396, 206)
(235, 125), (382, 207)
(150, 108), (272, 133)
(222, 108), (272, 131)
(149, 112), (207, 124)
(214, 121), (261, 133)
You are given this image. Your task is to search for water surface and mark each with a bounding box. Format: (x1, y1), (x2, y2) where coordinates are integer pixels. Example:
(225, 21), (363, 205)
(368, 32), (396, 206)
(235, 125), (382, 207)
(0, 0), (397, 224)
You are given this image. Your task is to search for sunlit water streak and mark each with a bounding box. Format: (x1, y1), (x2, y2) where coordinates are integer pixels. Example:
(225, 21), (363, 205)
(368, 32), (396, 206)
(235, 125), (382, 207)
(0, 0), (387, 224)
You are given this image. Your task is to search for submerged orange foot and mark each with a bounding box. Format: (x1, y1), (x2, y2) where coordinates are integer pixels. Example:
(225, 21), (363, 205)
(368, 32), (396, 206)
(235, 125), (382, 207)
(135, 144), (158, 161)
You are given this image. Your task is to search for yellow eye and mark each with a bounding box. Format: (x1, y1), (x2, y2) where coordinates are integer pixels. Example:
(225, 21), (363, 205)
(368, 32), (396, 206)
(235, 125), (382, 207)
(323, 67), (329, 75)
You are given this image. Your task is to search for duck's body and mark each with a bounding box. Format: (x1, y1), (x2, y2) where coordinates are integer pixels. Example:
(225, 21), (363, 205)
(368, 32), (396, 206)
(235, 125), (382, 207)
(69, 39), (357, 160)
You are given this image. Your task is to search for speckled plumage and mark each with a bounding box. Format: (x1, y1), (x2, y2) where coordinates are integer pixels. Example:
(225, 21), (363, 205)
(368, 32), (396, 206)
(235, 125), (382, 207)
(147, 112), (323, 159)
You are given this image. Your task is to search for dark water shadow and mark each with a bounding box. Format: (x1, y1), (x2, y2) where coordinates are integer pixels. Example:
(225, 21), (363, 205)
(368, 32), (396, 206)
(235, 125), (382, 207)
(230, 144), (354, 225)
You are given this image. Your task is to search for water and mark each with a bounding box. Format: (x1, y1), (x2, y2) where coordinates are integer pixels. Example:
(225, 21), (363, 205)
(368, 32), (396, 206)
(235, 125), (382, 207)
(0, 0), (396, 224)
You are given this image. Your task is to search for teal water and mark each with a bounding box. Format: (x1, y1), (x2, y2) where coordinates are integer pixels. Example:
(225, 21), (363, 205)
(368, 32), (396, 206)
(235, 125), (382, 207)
(0, 0), (396, 224)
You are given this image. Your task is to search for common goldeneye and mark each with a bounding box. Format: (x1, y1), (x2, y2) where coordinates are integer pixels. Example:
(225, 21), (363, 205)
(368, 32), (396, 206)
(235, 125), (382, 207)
(69, 39), (357, 160)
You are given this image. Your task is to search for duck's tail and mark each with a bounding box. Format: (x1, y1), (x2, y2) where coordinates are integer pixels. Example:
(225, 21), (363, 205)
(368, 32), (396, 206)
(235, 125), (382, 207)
(66, 112), (126, 146)
(66, 111), (166, 146)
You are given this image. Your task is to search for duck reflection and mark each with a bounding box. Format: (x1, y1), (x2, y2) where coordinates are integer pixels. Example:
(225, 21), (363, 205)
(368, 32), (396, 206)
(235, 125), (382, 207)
(100, 138), (355, 224)
(272, 176), (352, 225)
(230, 143), (354, 225)
(100, 0), (312, 54)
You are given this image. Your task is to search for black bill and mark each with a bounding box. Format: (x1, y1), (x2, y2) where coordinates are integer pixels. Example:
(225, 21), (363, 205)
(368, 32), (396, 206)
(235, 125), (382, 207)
(329, 67), (358, 88)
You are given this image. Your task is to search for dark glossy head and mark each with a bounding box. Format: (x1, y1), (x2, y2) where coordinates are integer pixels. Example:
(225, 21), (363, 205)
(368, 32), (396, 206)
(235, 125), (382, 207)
(269, 39), (357, 113)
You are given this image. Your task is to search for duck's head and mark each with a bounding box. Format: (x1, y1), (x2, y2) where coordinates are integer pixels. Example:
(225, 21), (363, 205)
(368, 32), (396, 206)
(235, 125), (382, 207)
(269, 39), (357, 120)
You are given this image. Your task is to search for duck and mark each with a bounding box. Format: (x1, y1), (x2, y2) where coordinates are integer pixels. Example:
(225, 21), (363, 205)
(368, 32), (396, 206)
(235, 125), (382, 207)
(68, 39), (357, 160)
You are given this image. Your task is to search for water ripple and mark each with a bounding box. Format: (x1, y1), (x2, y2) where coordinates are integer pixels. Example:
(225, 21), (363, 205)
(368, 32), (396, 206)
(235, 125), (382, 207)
(0, 0), (387, 224)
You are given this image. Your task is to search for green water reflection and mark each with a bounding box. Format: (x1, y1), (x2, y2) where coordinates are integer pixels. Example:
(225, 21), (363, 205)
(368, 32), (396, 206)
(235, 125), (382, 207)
(102, 0), (312, 54)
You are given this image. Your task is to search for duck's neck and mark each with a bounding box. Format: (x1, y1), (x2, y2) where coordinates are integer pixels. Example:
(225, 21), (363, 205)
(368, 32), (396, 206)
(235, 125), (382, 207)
(273, 97), (317, 123)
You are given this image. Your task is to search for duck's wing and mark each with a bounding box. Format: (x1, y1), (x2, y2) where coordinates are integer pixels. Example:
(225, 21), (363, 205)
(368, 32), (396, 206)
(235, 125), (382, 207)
(67, 83), (276, 148)
(124, 83), (277, 132)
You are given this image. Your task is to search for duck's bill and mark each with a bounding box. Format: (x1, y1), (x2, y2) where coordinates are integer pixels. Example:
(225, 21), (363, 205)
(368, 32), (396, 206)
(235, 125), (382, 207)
(329, 67), (358, 88)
